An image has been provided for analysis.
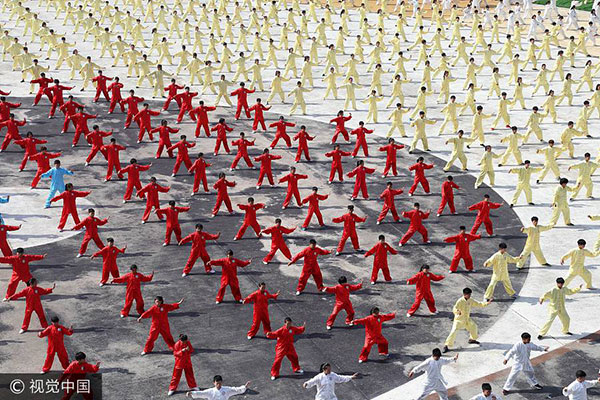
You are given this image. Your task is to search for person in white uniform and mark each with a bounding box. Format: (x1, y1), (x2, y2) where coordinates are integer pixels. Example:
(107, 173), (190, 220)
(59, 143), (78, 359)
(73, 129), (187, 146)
(502, 332), (548, 396)
(469, 383), (503, 400)
(409, 348), (459, 400)
(187, 375), (250, 399)
(303, 362), (358, 400)
(563, 370), (600, 400)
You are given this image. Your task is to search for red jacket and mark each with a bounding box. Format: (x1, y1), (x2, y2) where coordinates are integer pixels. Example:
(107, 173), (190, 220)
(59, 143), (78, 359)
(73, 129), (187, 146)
(244, 289), (278, 315)
(134, 108), (160, 126)
(211, 122), (233, 137)
(112, 271), (153, 296)
(0, 224), (20, 245)
(379, 188), (403, 207)
(0, 119), (26, 139)
(262, 225), (295, 246)
(101, 143), (126, 163)
(180, 231), (219, 253)
(138, 182), (170, 204)
(140, 303), (179, 328)
(173, 340), (194, 369)
(402, 209), (430, 228)
(379, 143), (405, 161)
(325, 149), (351, 166)
(61, 361), (99, 378)
(92, 245), (125, 268)
(190, 105), (216, 123)
(290, 246), (330, 272)
(0, 101), (20, 121)
(232, 138), (254, 156)
(30, 151), (61, 171)
(107, 82), (124, 99)
(151, 125), (179, 143)
(167, 140), (195, 158)
(213, 178), (235, 194)
(122, 95), (144, 115)
(249, 103), (269, 119)
(174, 91), (198, 108)
(409, 162), (434, 179)
(324, 283), (362, 307)
(31, 77), (53, 90)
(210, 257), (250, 284)
(348, 165), (375, 181)
(86, 130), (112, 147)
(444, 232), (481, 256)
(15, 137), (46, 154)
(120, 163), (151, 182)
(266, 324), (305, 353)
(293, 129), (314, 146)
(69, 113), (96, 130)
(9, 285), (52, 308)
(72, 216), (108, 238)
(468, 200), (502, 219)
(279, 172), (308, 190)
(441, 180), (460, 197)
(189, 158), (211, 174)
(230, 87), (255, 104)
(238, 203), (264, 223)
(39, 324), (73, 353)
(59, 100), (84, 116)
(330, 115), (352, 132)
(350, 126), (373, 143)
(332, 212), (366, 235)
(301, 193), (328, 209)
(156, 206), (190, 228)
(48, 85), (73, 104)
(364, 242), (398, 266)
(254, 153), (281, 173)
(50, 190), (91, 211)
(407, 271), (444, 296)
(353, 313), (395, 340)
(269, 120), (295, 135)
(0, 254), (44, 281)
(165, 83), (184, 97)
(92, 75), (112, 89)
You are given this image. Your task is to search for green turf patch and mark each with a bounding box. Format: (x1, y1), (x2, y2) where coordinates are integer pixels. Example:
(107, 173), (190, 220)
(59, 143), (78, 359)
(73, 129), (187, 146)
(535, 0), (593, 12)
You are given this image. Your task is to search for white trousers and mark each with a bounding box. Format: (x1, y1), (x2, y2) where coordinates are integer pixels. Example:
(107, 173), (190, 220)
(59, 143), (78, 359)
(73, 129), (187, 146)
(503, 366), (538, 391)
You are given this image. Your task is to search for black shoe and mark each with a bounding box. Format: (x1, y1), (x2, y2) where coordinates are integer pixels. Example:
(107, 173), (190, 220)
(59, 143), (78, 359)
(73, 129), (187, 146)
(502, 390), (510, 396)
(442, 345), (449, 353)
(534, 384), (543, 390)
(468, 339), (480, 344)
(565, 331), (573, 335)
(542, 263), (551, 266)
(537, 335), (543, 340)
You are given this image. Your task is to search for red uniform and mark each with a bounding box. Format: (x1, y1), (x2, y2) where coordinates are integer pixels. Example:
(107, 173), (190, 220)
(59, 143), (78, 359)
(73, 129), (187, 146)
(211, 121), (233, 154)
(353, 313), (396, 361)
(39, 323), (72, 372)
(0, 254), (44, 299)
(444, 232), (481, 272)
(92, 74), (112, 102)
(169, 340), (197, 392)
(156, 206), (190, 244)
(212, 178), (235, 215)
(31, 77), (53, 105)
(249, 103), (270, 131)
(262, 224), (295, 263)
(92, 245), (125, 284)
(235, 203), (264, 239)
(230, 138), (255, 169)
(333, 212), (366, 252)
(0, 118), (26, 151)
(330, 115), (352, 143)
(407, 271), (444, 315)
(60, 361), (99, 400)
(14, 137), (47, 170)
(293, 129), (314, 162)
(107, 82), (125, 113)
(379, 143), (405, 177)
(469, 200), (502, 235)
(48, 84), (72, 117)
(163, 83), (184, 110)
(72, 216), (107, 255)
(189, 105), (216, 137)
(323, 282), (362, 327)
(189, 158), (211, 194)
(230, 87), (255, 119)
(68, 112), (96, 146)
(365, 242), (398, 283)
(350, 126), (373, 157)
(101, 142), (126, 180)
(140, 303), (179, 352)
(254, 153), (281, 187)
(408, 162), (434, 195)
(378, 187), (403, 223)
(348, 165), (375, 199)
(50, 190), (91, 230)
(112, 271), (153, 316)
(0, 224), (20, 256)
(0, 100), (20, 122)
(266, 324), (305, 377)
(269, 120), (296, 148)
(290, 245), (330, 293)
(134, 108), (161, 142)
(400, 209), (430, 245)
(438, 180), (460, 215)
(122, 95), (144, 128)
(301, 193), (328, 228)
(9, 285), (52, 330)
(29, 151), (61, 188)
(138, 182), (170, 222)
(325, 148), (351, 182)
(84, 130), (111, 163)
(168, 140), (196, 175)
(279, 172), (308, 208)
(180, 230), (220, 274)
(210, 257), (251, 302)
(174, 91), (198, 123)
(120, 163), (151, 200)
(244, 289), (278, 338)
(152, 125), (179, 158)
(59, 99), (83, 133)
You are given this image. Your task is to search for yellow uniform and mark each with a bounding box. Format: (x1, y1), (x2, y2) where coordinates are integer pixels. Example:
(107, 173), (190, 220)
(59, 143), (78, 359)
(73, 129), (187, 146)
(588, 215), (600, 253)
(470, 112), (492, 144)
(524, 111), (543, 143)
(475, 150), (502, 188)
(500, 131), (526, 165)
(562, 247), (597, 288)
(439, 101), (463, 134)
(560, 127), (586, 158)
(212, 78), (233, 106)
(444, 296), (489, 347)
(341, 82), (360, 110)
(510, 165), (543, 205)
(491, 98), (512, 130)
(288, 86), (311, 115)
(483, 251), (519, 300)
(362, 94), (383, 123)
(386, 107), (408, 137)
(409, 117), (436, 151)
(444, 136), (476, 171)
(569, 160), (598, 199)
(518, 224), (553, 268)
(537, 145), (564, 182)
(538, 286), (581, 336)
(549, 184), (577, 225)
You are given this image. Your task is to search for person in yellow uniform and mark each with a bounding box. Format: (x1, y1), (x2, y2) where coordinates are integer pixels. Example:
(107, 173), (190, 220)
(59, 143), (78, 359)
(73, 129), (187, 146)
(568, 153), (598, 200)
(475, 145), (502, 189)
(409, 86), (433, 119)
(341, 77), (361, 110)
(490, 92), (513, 131)
(322, 67), (342, 100)
(444, 130), (476, 171)
(386, 103), (408, 138)
(549, 178), (578, 226)
(437, 71), (456, 104)
(389, 51), (410, 80)
(510, 77), (529, 110)
(186, 53), (203, 86)
(532, 64), (550, 96)
(79, 56), (101, 91)
(488, 67), (503, 99)
(212, 74), (233, 106)
(439, 96), (463, 134)
(288, 81), (311, 115)
(55, 37), (74, 70)
(561, 239), (598, 289)
(499, 126), (526, 166)
(556, 73), (578, 106)
(136, 54), (156, 88)
(369, 64), (384, 95)
(523, 106), (543, 143)
(343, 54), (360, 83)
(266, 71), (289, 104)
(249, 59), (268, 92)
(387, 74), (410, 107)
(587, 215), (600, 253)
(540, 90), (557, 124)
(536, 140), (564, 183)
(462, 58), (483, 90)
(409, 111), (436, 152)
(509, 161), (543, 206)
(67, 49), (86, 81)
(538, 277), (582, 339)
(483, 243), (520, 301)
(148, 64), (171, 98)
(575, 101), (592, 137)
(517, 216), (553, 269)
(560, 121), (586, 159)
(459, 84), (480, 116)
(362, 90), (384, 123)
(443, 287), (491, 353)
(576, 60), (594, 92)
(124, 45), (141, 78)
(470, 105), (492, 146)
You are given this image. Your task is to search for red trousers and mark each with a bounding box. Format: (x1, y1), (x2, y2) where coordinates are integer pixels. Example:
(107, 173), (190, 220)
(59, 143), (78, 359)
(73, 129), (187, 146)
(271, 349), (300, 377)
(5, 273), (25, 298)
(124, 112), (136, 128)
(212, 195), (233, 215)
(31, 168), (48, 188)
(282, 190), (301, 208)
(94, 87), (110, 102)
(43, 347), (69, 372)
(173, 156), (192, 175)
(295, 144), (310, 161)
(329, 165), (343, 182)
(19, 153), (32, 171)
(263, 242), (292, 263)
(450, 253), (474, 272)
(378, 205), (399, 222)
(101, 264), (120, 284)
(34, 88), (52, 105)
(85, 146), (107, 164)
(326, 303), (354, 326)
(142, 202), (161, 221)
(156, 140), (174, 158)
(122, 292), (144, 316)
(400, 226), (428, 245)
(252, 118), (266, 131)
(296, 267), (324, 292)
(352, 182), (368, 199)
(62, 116), (74, 132)
(409, 177), (430, 195)
(235, 102), (251, 119)
(407, 292), (436, 315)
(337, 232), (359, 253)
(192, 174), (209, 193)
(231, 154), (253, 169)
(58, 209), (80, 230)
(109, 97), (125, 113)
(247, 311), (271, 337)
(214, 137), (230, 155)
(371, 263), (392, 283)
(383, 161), (398, 176)
(1, 241), (12, 256)
(79, 235), (104, 255)
(21, 306), (48, 330)
(165, 225), (183, 245)
(176, 105), (194, 123)
(351, 140), (368, 157)
(144, 326), (175, 352)
(303, 208), (324, 228)
(359, 336), (388, 361)
(124, 180), (143, 201)
(257, 170), (274, 186)
(332, 129), (349, 143)
(49, 98), (63, 117)
(170, 366), (197, 391)
(271, 133), (291, 148)
(216, 280), (242, 302)
(235, 221), (261, 239)
(183, 249), (211, 274)
(194, 120), (210, 137)
(106, 160), (123, 180)
(437, 195), (456, 214)
(471, 217), (493, 235)
(163, 95), (182, 110)
(138, 124), (154, 142)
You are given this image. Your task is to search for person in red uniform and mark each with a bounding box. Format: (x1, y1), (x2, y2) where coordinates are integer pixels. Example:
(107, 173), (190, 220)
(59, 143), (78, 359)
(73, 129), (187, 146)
(134, 103), (161, 143)
(72, 208), (107, 257)
(377, 182), (403, 224)
(152, 119), (179, 159)
(406, 264), (445, 316)
(156, 201), (190, 245)
(211, 117), (233, 155)
(59, 351), (100, 400)
(400, 203), (431, 246)
(301, 187), (328, 230)
(168, 135), (195, 176)
(68, 107), (96, 147)
(330, 110), (352, 143)
(92, 70), (112, 102)
(138, 296), (184, 354)
(7, 278), (54, 333)
(234, 197), (264, 240)
(288, 239), (331, 295)
(279, 166), (308, 209)
(122, 90), (144, 128)
(101, 137), (126, 181)
(0, 97), (20, 122)
(365, 235), (398, 284)
(379, 138), (405, 177)
(179, 223), (220, 276)
(38, 316), (72, 373)
(352, 307), (396, 363)
(325, 144), (351, 184)
(231, 82), (255, 119)
(0, 248), (46, 300)
(47, 80), (73, 118)
(111, 264), (153, 317)
(444, 226), (481, 273)
(138, 177), (170, 223)
(29, 147), (61, 188)
(168, 334), (198, 396)
(59, 95), (83, 133)
(31, 73), (53, 105)
(332, 205), (366, 254)
(15, 131), (47, 171)
(293, 125), (314, 162)
(348, 160), (375, 200)
(469, 194), (503, 236)
(269, 116), (296, 148)
(249, 98), (271, 131)
(121, 158), (152, 202)
(350, 121), (373, 157)
(190, 100), (216, 138)
(0, 113), (26, 151)
(91, 237), (126, 286)
(189, 153), (211, 195)
(84, 125), (111, 165)
(212, 172), (236, 216)
(244, 282), (279, 339)
(266, 317), (306, 379)
(408, 157), (434, 195)
(230, 132), (255, 170)
(254, 148), (281, 189)
(163, 79), (184, 110)
(107, 77), (125, 113)
(438, 175), (460, 216)
(209, 250), (251, 303)
(0, 223), (20, 256)
(262, 218), (295, 264)
(50, 183), (91, 231)
(174, 87), (198, 123)
(322, 276), (362, 329)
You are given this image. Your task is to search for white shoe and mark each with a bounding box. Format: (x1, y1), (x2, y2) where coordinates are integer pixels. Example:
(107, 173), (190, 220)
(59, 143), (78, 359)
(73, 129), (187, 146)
(295, 369), (304, 374)
(207, 270), (215, 274)
(295, 291), (301, 296)
(430, 310), (439, 315)
(162, 243), (167, 246)
(358, 360), (364, 363)
(99, 283), (105, 287)
(76, 254), (83, 258)
(215, 301), (221, 304)
(19, 329), (26, 334)
(171, 173), (176, 177)
(181, 273), (188, 277)
(247, 336), (253, 340)
(85, 162), (89, 166)
(263, 261), (268, 265)
(376, 221), (381, 225)
(436, 213), (441, 217)
(167, 389), (174, 395)
(256, 186), (261, 190)
(120, 314), (126, 318)
(408, 193), (413, 196)
(370, 281), (375, 285)
(1, 298), (7, 302)
(141, 221), (146, 224)
(140, 351), (147, 356)
(406, 313), (412, 317)
(326, 325), (332, 330)
(398, 243), (403, 247)
(425, 241), (431, 244)
(122, 200), (127, 204)
(271, 376), (276, 380)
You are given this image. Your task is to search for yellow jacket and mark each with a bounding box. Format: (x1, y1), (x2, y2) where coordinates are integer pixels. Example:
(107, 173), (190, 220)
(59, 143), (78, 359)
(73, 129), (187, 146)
(484, 251), (519, 280)
(522, 225), (552, 248)
(540, 286), (581, 313)
(452, 296), (488, 323)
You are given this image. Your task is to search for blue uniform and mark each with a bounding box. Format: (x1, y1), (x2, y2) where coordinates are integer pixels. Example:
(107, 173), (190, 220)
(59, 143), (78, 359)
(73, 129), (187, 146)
(0, 196), (8, 224)
(41, 167), (74, 207)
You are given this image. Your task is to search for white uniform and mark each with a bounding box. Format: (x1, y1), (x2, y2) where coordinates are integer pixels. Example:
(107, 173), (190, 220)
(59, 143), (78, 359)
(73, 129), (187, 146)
(190, 386), (247, 399)
(304, 372), (353, 400)
(502, 342), (545, 391)
(411, 356), (456, 400)
(563, 379), (598, 400)
(469, 393), (503, 400)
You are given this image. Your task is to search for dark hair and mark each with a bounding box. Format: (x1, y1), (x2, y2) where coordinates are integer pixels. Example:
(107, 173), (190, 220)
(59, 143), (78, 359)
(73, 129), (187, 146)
(521, 332), (531, 340)
(482, 383), (492, 391)
(463, 288), (472, 295)
(432, 348), (442, 357)
(338, 276), (347, 284)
